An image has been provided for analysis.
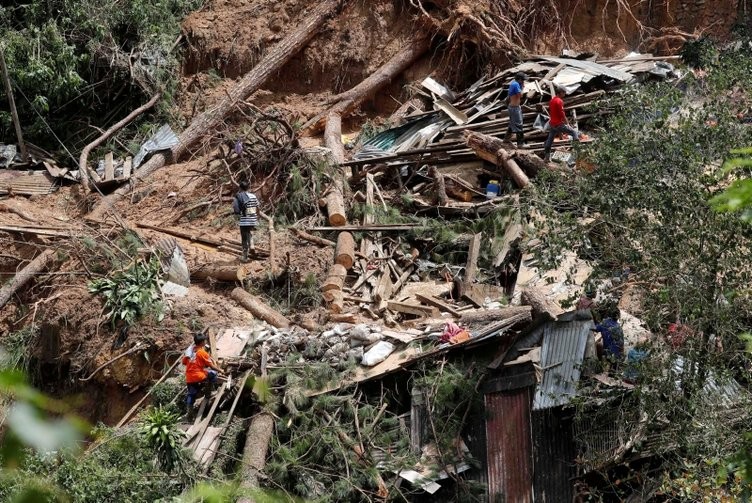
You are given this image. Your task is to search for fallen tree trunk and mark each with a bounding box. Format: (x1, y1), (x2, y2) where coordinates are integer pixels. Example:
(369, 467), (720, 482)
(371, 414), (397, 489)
(324, 111), (345, 164)
(0, 249), (55, 309)
(237, 411), (275, 503)
(459, 305), (532, 324)
(302, 35), (431, 135)
(464, 131), (530, 188)
(231, 287), (291, 328)
(79, 93), (160, 192)
(322, 263), (347, 292)
(191, 263), (250, 282)
(325, 181), (347, 226)
(520, 287), (563, 320)
(334, 232), (355, 269)
(89, 0), (345, 220)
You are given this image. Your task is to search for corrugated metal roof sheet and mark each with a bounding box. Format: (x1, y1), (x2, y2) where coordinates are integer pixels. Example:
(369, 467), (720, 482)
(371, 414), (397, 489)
(540, 56), (635, 82)
(672, 356), (751, 408)
(533, 317), (594, 410)
(485, 388), (533, 503)
(133, 124), (179, 168)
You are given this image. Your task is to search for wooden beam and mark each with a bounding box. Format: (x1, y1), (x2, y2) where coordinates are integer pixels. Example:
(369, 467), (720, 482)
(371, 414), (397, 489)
(104, 152), (115, 181)
(415, 293), (461, 317)
(387, 301), (440, 318)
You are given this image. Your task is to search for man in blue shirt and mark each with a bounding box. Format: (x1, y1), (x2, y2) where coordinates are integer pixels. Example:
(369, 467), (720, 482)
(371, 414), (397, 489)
(504, 72), (527, 148)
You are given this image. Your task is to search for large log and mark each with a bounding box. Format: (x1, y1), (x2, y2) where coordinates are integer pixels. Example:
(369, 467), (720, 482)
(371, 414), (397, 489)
(324, 111), (345, 164)
(321, 263), (347, 292)
(520, 286), (563, 320)
(334, 232), (355, 269)
(89, 0), (345, 220)
(0, 249), (55, 309)
(191, 263), (250, 282)
(237, 412), (275, 503)
(301, 35), (431, 135)
(459, 305), (533, 324)
(325, 181), (347, 226)
(231, 287), (291, 328)
(464, 131), (530, 188)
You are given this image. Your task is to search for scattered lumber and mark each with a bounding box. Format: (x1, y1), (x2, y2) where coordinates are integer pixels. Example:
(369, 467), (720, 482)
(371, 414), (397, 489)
(231, 287), (291, 328)
(302, 35), (431, 135)
(79, 93), (160, 191)
(0, 225), (73, 238)
(290, 227), (335, 247)
(237, 412), (275, 503)
(464, 131), (530, 188)
(0, 249), (56, 309)
(191, 262), (250, 282)
(334, 232), (355, 269)
(459, 305), (533, 324)
(89, 0), (346, 219)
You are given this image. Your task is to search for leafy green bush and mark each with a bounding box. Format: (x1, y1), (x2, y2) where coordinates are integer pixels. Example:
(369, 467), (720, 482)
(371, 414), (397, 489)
(88, 257), (164, 328)
(140, 406), (188, 473)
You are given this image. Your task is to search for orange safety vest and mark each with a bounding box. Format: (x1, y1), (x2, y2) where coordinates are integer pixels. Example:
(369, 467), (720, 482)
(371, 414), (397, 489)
(183, 344), (213, 384)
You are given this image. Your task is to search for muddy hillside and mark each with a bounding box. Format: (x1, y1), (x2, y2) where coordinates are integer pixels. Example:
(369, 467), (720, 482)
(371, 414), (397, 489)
(0, 0), (751, 500)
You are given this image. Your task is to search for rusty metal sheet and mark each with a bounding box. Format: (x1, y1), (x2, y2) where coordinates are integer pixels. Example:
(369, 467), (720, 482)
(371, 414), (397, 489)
(532, 407), (575, 502)
(0, 170), (59, 195)
(485, 387), (533, 503)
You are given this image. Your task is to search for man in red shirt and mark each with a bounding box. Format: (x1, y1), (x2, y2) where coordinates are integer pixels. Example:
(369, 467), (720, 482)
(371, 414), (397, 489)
(543, 87), (581, 161)
(183, 333), (223, 413)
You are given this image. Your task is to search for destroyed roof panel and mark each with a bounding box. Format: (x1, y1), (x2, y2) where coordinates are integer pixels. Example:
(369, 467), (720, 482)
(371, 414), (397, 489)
(533, 318), (594, 410)
(540, 56), (635, 82)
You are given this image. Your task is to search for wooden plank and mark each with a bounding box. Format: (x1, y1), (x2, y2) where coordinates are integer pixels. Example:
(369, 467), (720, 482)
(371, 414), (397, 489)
(122, 156), (132, 179)
(381, 329), (421, 344)
(387, 301), (440, 318)
(464, 233), (482, 286)
(104, 152), (114, 181)
(194, 426), (223, 465)
(306, 224), (420, 232)
(415, 293), (461, 317)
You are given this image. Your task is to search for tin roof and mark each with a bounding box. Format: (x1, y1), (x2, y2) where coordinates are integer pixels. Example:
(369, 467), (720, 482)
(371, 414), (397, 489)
(533, 316), (594, 410)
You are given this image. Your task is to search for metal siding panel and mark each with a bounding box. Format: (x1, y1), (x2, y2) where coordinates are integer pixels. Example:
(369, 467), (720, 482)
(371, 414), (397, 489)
(533, 408), (575, 503)
(486, 388), (533, 503)
(534, 319), (593, 410)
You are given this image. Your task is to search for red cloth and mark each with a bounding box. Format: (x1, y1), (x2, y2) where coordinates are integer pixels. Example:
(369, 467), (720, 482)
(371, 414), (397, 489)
(549, 96), (566, 127)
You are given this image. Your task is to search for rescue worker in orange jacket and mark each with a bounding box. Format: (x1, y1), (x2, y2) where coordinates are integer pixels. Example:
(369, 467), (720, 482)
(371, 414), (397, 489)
(183, 333), (223, 411)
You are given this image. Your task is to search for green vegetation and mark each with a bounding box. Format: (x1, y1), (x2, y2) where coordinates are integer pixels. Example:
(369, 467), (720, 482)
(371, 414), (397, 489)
(0, 0), (202, 154)
(88, 256), (164, 328)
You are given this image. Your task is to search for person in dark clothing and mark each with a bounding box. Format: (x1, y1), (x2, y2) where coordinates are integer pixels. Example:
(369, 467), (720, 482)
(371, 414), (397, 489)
(232, 180), (259, 262)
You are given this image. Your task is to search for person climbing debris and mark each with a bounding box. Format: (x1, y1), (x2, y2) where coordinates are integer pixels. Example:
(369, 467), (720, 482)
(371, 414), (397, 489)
(504, 71), (527, 148)
(593, 305), (624, 361)
(543, 86), (581, 161)
(183, 333), (223, 416)
(232, 180), (259, 262)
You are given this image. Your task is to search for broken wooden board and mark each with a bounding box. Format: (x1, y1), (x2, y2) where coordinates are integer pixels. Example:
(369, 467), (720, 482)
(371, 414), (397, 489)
(308, 346), (424, 396)
(387, 301), (440, 319)
(122, 156), (132, 179)
(415, 293), (461, 317)
(194, 426), (223, 467)
(213, 328), (253, 359)
(104, 152), (115, 181)
(381, 328), (423, 344)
